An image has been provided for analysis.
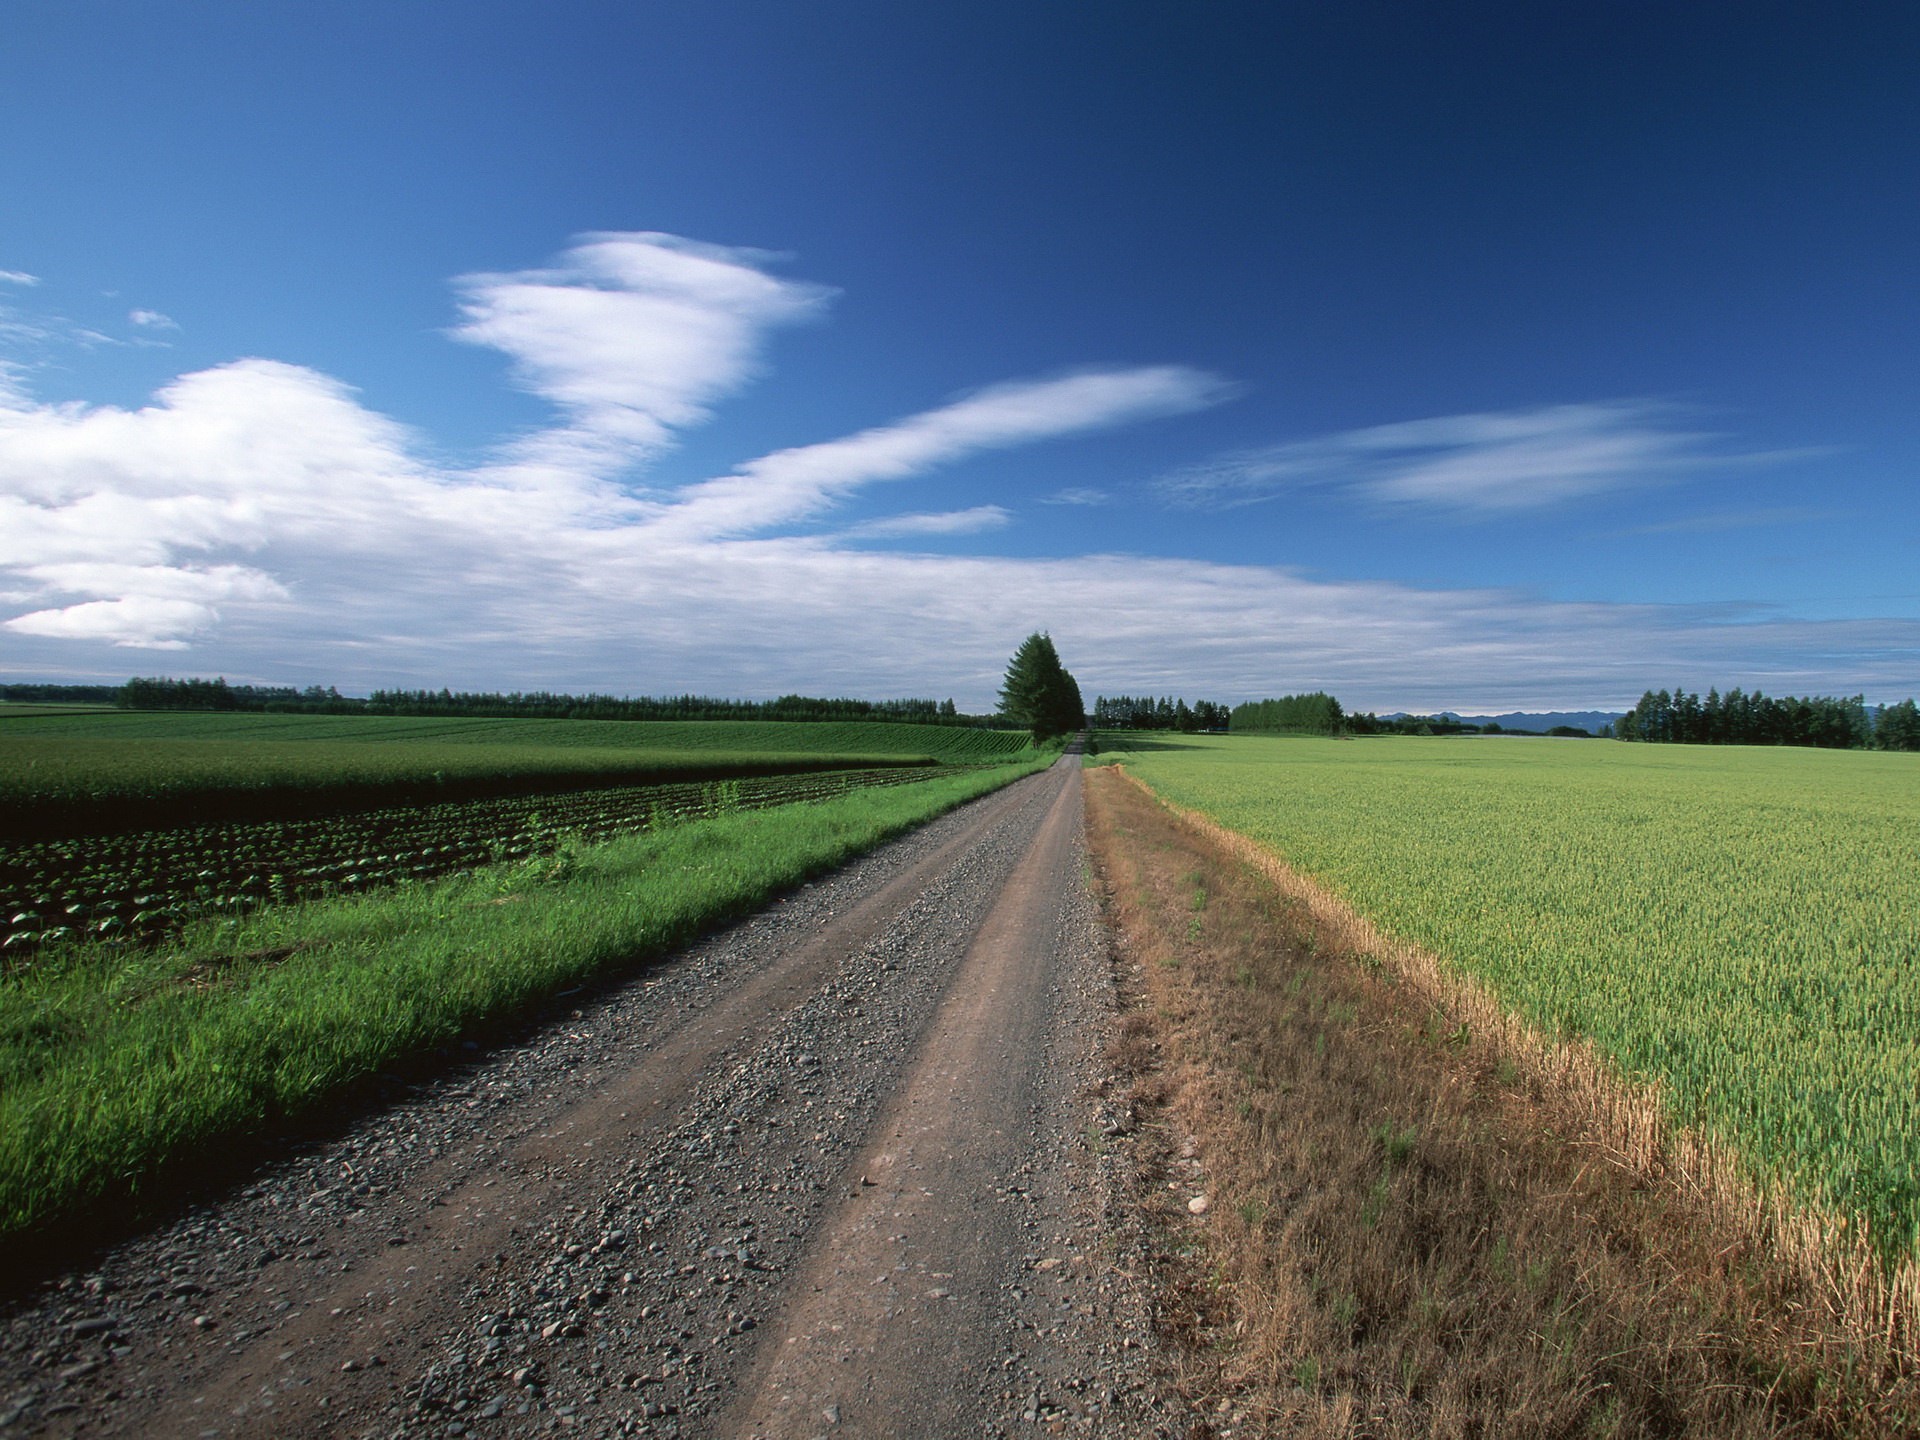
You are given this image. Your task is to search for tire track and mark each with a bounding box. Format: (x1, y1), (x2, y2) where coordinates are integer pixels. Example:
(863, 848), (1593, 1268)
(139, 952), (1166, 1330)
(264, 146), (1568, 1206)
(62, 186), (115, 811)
(1, 752), (1167, 1438)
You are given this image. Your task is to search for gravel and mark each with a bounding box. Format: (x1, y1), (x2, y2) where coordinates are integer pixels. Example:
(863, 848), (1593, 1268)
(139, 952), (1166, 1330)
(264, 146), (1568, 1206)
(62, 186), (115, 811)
(0, 760), (1177, 1438)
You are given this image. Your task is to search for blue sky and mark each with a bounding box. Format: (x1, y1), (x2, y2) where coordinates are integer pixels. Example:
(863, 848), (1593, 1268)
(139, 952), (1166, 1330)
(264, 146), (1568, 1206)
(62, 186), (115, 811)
(2, 2), (1916, 712)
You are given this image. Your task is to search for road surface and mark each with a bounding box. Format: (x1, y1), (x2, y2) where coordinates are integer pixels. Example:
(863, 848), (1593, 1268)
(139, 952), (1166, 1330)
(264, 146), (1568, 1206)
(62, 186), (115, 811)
(0, 751), (1169, 1438)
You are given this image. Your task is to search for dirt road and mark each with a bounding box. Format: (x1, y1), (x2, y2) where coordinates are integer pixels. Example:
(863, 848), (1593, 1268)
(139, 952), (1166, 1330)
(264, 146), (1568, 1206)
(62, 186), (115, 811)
(0, 753), (1168, 1438)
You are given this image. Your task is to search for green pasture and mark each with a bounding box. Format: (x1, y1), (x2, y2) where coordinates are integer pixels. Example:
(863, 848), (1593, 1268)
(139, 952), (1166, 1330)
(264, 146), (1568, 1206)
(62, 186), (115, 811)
(1103, 732), (1920, 1262)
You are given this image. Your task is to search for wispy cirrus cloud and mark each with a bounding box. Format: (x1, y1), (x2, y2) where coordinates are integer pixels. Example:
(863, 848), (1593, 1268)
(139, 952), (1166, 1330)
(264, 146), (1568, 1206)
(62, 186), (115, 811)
(0, 274), (179, 360)
(649, 366), (1227, 543)
(1161, 401), (1793, 516)
(843, 505), (1011, 540)
(1041, 486), (1109, 506)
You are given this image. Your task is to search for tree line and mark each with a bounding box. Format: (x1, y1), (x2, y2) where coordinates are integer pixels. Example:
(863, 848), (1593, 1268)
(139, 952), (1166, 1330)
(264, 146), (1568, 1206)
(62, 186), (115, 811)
(11, 677), (1012, 727)
(1230, 692), (1347, 735)
(1090, 695), (1229, 732)
(1616, 687), (1920, 751)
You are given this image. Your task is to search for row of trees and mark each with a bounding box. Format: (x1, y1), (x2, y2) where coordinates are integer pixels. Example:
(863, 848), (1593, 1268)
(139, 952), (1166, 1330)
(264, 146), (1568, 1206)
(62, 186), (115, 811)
(1350, 711), (1488, 736)
(34, 668), (1920, 753)
(95, 678), (1000, 726)
(115, 677), (357, 712)
(1089, 695), (1229, 732)
(1615, 687), (1920, 751)
(97, 636), (1098, 744)
(1230, 692), (1347, 736)
(355, 689), (978, 725)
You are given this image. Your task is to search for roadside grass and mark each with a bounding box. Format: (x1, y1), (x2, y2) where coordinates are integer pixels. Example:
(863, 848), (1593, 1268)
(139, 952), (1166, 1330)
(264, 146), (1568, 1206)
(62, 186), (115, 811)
(0, 756), (1049, 1258)
(1084, 766), (1915, 1437)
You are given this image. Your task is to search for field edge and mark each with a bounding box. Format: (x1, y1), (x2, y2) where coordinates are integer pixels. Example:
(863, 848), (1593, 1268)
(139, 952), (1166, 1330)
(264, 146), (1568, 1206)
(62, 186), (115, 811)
(1084, 764), (1917, 1434)
(1101, 763), (1919, 1376)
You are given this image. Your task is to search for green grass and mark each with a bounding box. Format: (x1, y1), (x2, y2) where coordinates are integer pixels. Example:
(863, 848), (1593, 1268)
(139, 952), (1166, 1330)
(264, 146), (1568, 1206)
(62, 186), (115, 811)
(0, 709), (1034, 755)
(0, 715), (1033, 837)
(0, 754), (1050, 1247)
(1110, 733), (1920, 1263)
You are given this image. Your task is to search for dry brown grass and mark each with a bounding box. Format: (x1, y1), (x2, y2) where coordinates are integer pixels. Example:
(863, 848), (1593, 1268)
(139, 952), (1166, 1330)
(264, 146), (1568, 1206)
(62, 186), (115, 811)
(1084, 765), (1916, 1438)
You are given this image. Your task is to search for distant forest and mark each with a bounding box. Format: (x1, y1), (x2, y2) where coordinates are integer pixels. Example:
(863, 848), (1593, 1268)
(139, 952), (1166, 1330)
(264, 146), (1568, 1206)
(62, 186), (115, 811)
(1, 677), (1014, 728)
(1231, 692), (1347, 735)
(1616, 687), (1920, 751)
(1090, 694), (1229, 732)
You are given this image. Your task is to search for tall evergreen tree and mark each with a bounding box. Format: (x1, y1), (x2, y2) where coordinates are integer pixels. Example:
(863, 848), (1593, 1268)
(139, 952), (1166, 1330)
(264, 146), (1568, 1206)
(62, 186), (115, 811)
(997, 632), (1085, 740)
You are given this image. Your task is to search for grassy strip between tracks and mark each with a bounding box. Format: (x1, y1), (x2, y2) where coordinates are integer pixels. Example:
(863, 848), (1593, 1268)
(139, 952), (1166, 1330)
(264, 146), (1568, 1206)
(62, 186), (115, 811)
(0, 754), (1052, 1254)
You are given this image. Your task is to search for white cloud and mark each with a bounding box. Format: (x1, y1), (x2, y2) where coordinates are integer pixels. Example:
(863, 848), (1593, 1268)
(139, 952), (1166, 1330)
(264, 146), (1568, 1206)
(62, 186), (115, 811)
(649, 367), (1226, 542)
(1041, 486), (1109, 506)
(0, 236), (1227, 654)
(7, 598), (208, 649)
(0, 270), (39, 288)
(844, 505), (1011, 539)
(0, 234), (1910, 709)
(129, 308), (179, 330)
(4, 562), (287, 648)
(450, 232), (832, 487)
(1161, 402), (1768, 515)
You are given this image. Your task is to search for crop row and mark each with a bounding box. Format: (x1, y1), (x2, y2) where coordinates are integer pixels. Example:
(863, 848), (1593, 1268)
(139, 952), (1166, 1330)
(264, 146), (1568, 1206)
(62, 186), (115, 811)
(0, 766), (932, 965)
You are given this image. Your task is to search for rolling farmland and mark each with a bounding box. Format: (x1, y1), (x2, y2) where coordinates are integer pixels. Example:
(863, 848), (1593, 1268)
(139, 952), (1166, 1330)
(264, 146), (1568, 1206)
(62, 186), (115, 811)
(1104, 733), (1920, 1272)
(0, 767), (941, 958)
(0, 712), (1031, 837)
(0, 714), (1034, 957)
(0, 711), (1055, 1246)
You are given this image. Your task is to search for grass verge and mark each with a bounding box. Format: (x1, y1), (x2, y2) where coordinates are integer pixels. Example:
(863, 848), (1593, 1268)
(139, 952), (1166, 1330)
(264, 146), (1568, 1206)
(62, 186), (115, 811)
(1084, 765), (1915, 1437)
(0, 755), (1050, 1263)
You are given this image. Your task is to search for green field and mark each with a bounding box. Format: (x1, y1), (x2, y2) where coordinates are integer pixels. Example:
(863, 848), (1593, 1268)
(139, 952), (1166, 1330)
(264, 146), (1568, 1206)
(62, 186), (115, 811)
(0, 708), (1035, 752)
(0, 753), (1053, 1245)
(1103, 732), (1920, 1265)
(0, 714), (1037, 956)
(0, 704), (116, 720)
(0, 713), (1032, 837)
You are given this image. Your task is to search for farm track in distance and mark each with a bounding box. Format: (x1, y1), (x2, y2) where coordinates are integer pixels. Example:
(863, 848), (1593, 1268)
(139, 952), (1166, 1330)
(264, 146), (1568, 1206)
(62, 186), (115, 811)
(0, 767), (942, 960)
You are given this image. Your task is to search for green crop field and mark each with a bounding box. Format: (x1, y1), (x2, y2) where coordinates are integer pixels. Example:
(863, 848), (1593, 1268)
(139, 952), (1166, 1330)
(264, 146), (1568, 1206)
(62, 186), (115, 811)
(1, 768), (940, 959)
(0, 708), (1034, 754)
(1103, 732), (1920, 1267)
(0, 715), (1036, 956)
(0, 714), (1032, 837)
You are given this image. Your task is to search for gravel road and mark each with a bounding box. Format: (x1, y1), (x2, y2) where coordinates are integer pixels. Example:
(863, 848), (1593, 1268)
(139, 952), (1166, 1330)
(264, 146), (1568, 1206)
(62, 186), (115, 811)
(0, 752), (1172, 1438)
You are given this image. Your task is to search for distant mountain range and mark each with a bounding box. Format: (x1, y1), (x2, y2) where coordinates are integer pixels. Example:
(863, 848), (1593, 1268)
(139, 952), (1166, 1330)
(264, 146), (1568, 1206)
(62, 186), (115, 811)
(1449, 710), (1624, 733)
(1384, 710), (1626, 734)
